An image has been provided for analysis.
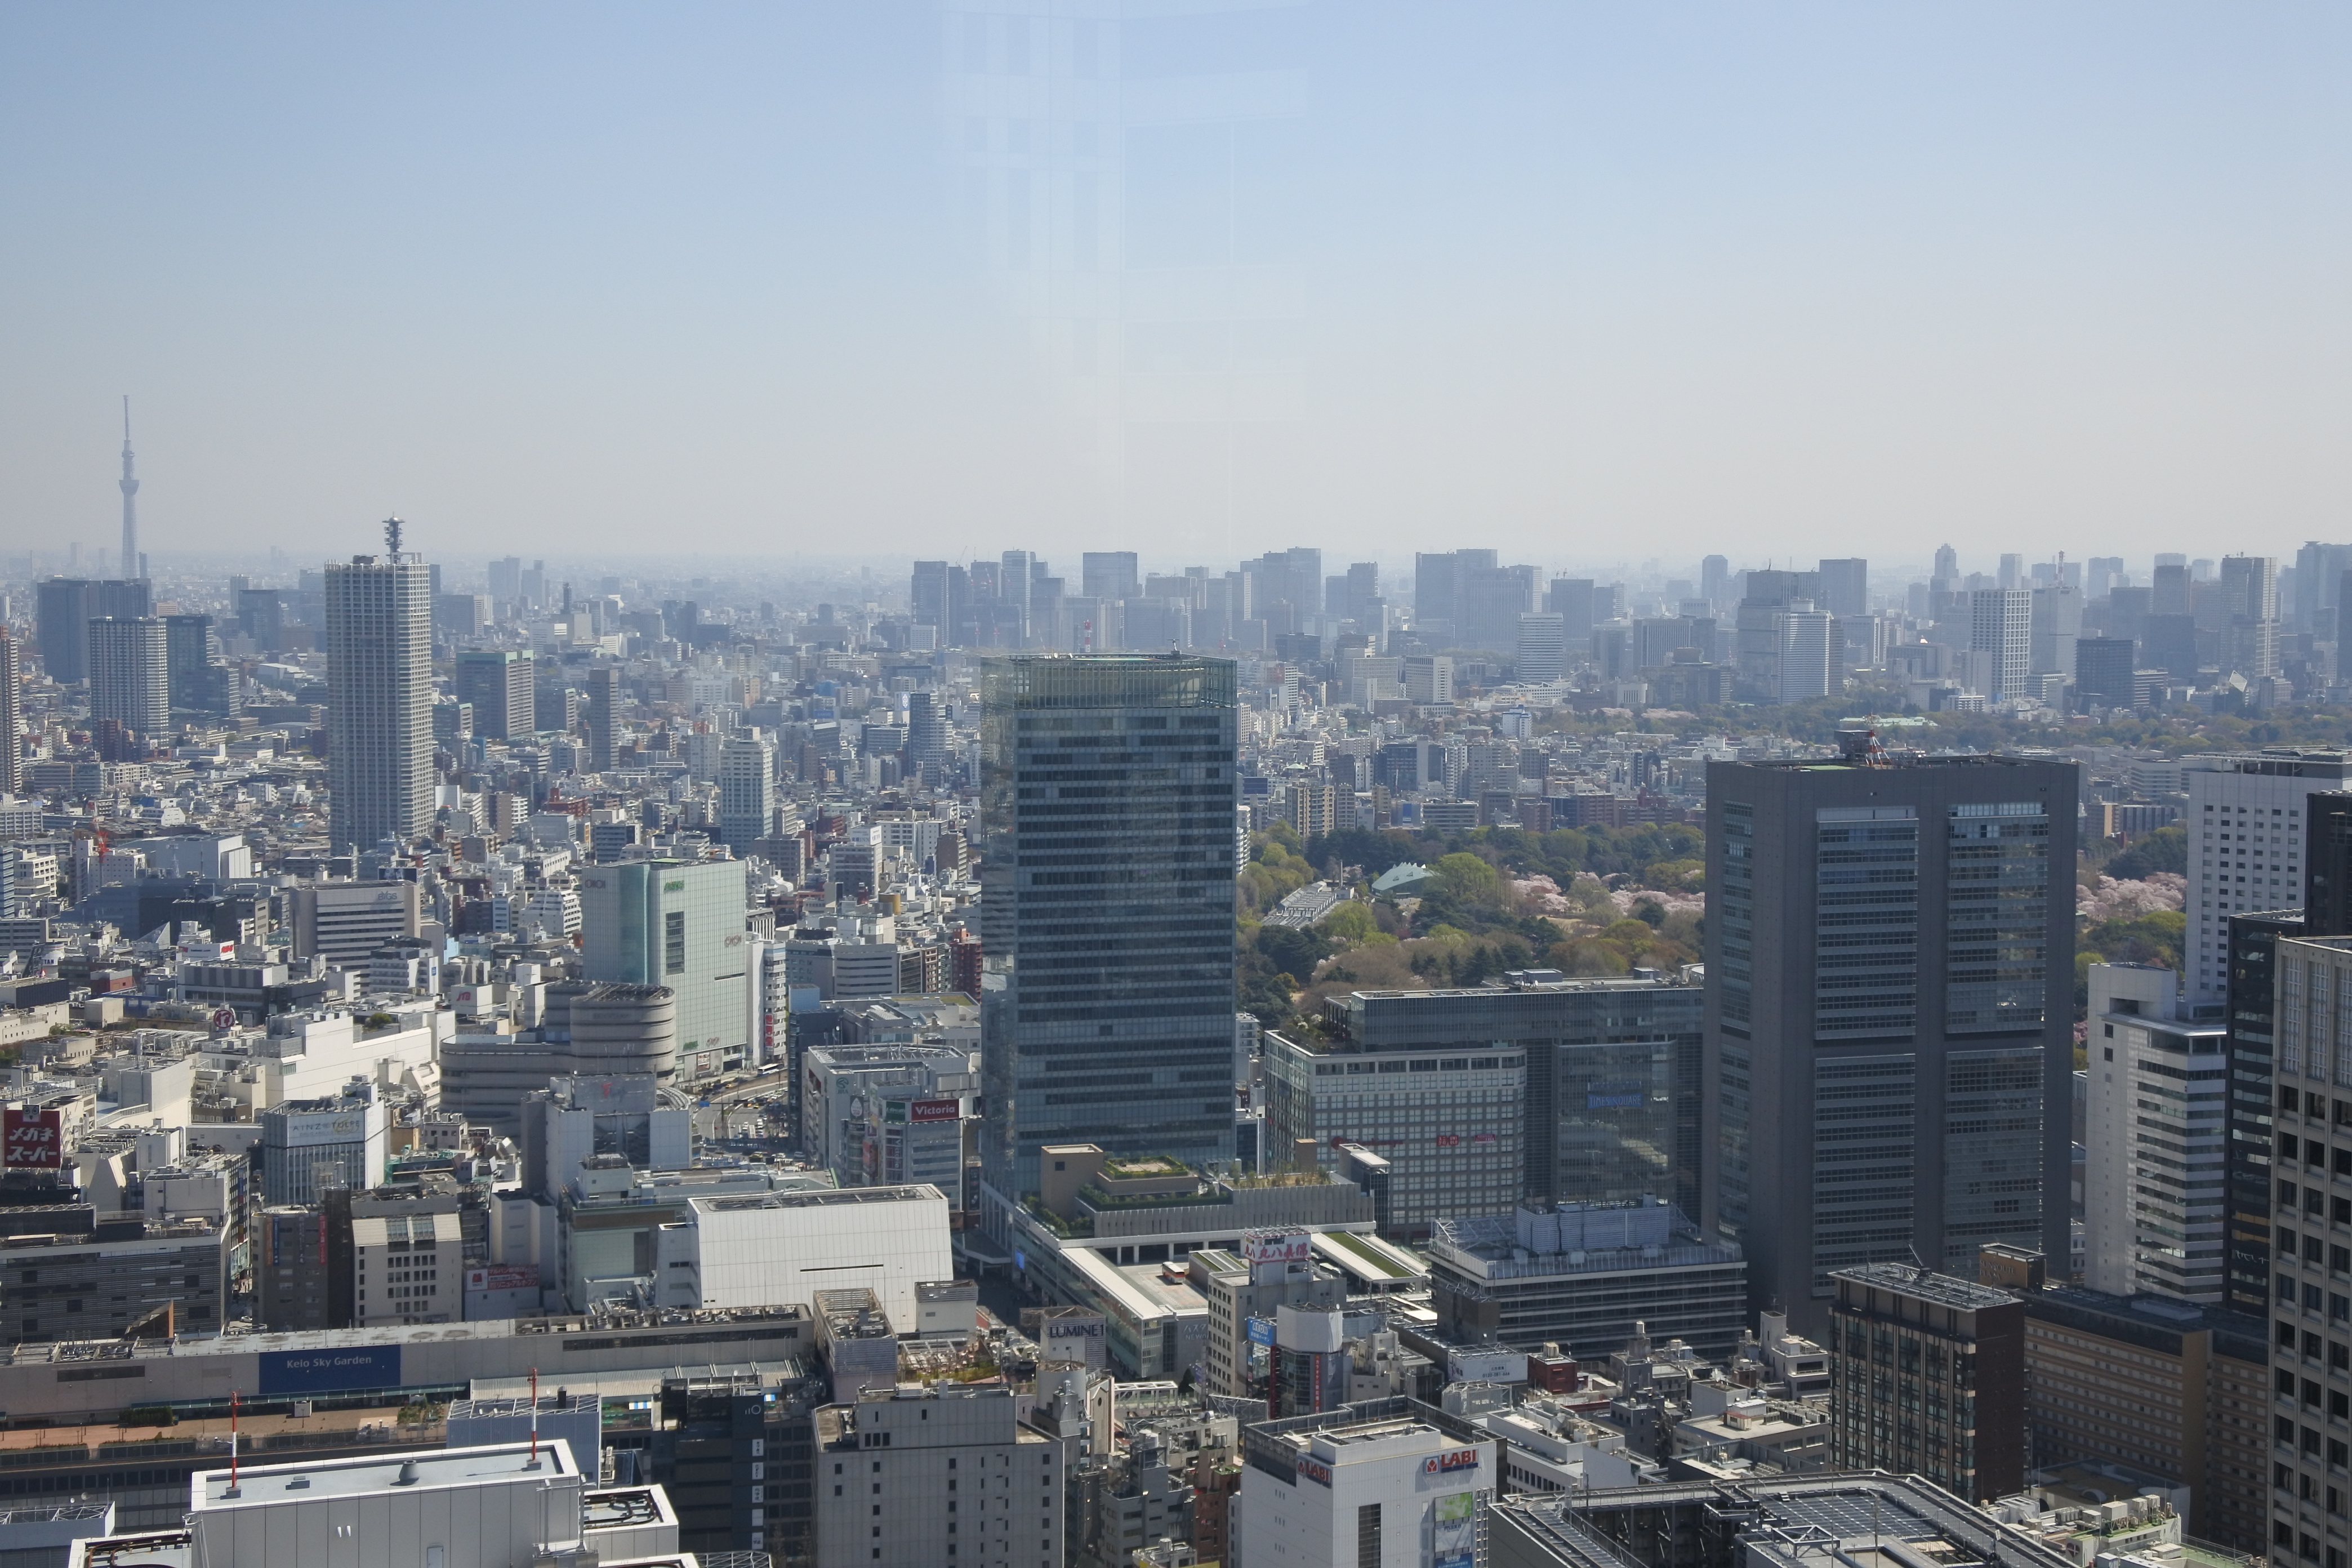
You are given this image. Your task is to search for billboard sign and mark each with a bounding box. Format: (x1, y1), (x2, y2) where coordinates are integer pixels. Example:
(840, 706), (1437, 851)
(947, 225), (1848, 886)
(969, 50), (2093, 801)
(1432, 1490), (1476, 1568)
(277, 1111), (371, 1148)
(1245, 1316), (1277, 1348)
(1447, 1347), (1525, 1386)
(1042, 1313), (1107, 1368)
(2, 1108), (61, 1169)
(257, 1346), (402, 1396)
(908, 1098), (961, 1122)
(1242, 1229), (1311, 1265)
(1420, 1449), (1482, 1477)
(1296, 1454), (1334, 1487)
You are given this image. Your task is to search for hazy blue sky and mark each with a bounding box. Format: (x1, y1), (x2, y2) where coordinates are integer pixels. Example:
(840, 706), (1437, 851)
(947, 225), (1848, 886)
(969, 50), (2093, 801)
(3, 2), (2346, 573)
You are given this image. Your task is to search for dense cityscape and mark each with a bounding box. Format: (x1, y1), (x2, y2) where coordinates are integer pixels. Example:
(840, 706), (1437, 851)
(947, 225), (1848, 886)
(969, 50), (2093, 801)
(3, 0), (2340, 1563)
(0, 479), (2347, 1568)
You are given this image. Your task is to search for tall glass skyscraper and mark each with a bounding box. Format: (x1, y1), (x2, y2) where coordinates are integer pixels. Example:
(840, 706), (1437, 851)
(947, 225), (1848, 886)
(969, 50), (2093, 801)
(978, 654), (1238, 1215)
(1704, 742), (2076, 1335)
(324, 546), (434, 852)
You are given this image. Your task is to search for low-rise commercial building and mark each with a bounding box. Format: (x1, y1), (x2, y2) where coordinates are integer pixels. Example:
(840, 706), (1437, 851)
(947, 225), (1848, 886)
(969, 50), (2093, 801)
(1492, 1473), (2079, 1568)
(799, 1042), (977, 1190)
(1428, 1200), (1748, 1364)
(2018, 1283), (2269, 1552)
(171, 1440), (680, 1568)
(2, 1215), (229, 1342)
(351, 1206), (465, 1329)
(661, 1183), (952, 1328)
(258, 1085), (386, 1206)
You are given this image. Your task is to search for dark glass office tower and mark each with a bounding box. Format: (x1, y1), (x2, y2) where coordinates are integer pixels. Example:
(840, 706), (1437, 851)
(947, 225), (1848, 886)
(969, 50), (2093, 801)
(978, 654), (1237, 1214)
(1703, 741), (2077, 1335)
(34, 577), (151, 685)
(2224, 908), (2298, 1315)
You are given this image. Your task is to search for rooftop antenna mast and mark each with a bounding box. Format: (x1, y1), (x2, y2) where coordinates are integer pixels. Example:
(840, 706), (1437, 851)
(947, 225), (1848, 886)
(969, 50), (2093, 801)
(384, 516), (405, 556)
(118, 397), (141, 580)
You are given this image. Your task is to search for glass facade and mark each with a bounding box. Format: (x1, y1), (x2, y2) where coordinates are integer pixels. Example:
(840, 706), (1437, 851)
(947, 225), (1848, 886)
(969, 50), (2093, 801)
(1814, 806), (1919, 1039)
(1945, 801), (2051, 1034)
(1811, 1054), (1917, 1288)
(580, 859), (751, 1078)
(1940, 1048), (2048, 1276)
(1718, 803), (1754, 1027)
(1328, 978), (1704, 1222)
(978, 655), (1239, 1205)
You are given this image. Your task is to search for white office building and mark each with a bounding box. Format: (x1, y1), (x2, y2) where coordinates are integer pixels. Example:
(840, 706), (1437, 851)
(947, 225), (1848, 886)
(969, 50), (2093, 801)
(1235, 1408), (1495, 1568)
(164, 1440), (680, 1568)
(657, 1184), (952, 1326)
(2082, 963), (2228, 1303)
(1516, 613), (1567, 685)
(2185, 752), (2350, 1000)
(799, 1043), (978, 1191)
(718, 730), (775, 853)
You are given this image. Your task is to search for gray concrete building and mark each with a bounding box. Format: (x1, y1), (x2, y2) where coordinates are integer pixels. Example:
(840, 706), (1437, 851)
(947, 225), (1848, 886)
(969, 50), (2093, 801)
(1, 1216), (229, 1343)
(813, 1383), (1067, 1568)
(1426, 1200), (1748, 1364)
(1704, 745), (2075, 1335)
(453, 647), (535, 741)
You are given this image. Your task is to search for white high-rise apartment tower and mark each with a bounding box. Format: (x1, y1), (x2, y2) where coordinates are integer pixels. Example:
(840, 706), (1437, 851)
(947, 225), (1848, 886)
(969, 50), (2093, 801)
(1968, 589), (2032, 701)
(2082, 963), (2227, 1302)
(718, 732), (776, 853)
(325, 523), (434, 852)
(2184, 752), (2352, 1002)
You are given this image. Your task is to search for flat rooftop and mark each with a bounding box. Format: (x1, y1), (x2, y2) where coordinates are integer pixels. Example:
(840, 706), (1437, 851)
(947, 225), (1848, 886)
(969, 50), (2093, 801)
(698, 1183), (943, 1213)
(1832, 1262), (2018, 1312)
(192, 1439), (575, 1508)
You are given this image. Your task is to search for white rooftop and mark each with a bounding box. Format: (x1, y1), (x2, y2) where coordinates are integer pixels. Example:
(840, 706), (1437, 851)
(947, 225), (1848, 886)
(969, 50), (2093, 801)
(192, 1438), (575, 1508)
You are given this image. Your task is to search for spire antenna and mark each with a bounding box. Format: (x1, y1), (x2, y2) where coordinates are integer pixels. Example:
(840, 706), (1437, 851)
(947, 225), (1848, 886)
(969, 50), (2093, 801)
(117, 397), (140, 580)
(384, 516), (404, 556)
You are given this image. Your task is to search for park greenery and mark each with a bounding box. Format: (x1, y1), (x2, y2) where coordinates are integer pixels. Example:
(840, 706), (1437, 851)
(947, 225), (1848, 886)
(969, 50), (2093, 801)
(1236, 808), (2200, 1034)
(1237, 822), (1705, 1029)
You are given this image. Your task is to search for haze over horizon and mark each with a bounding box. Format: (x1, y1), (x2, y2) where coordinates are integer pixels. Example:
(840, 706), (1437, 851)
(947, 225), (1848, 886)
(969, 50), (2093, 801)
(5, 2), (2346, 569)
